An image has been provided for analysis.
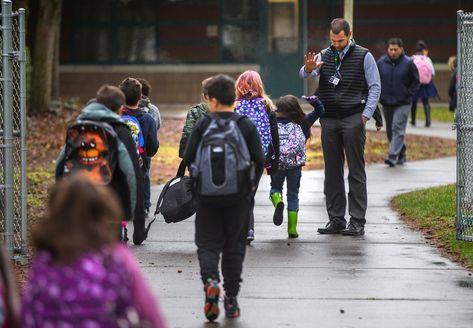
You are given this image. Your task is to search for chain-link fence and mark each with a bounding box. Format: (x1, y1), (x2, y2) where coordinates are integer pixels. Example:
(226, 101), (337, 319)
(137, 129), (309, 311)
(456, 11), (473, 242)
(0, 0), (27, 260)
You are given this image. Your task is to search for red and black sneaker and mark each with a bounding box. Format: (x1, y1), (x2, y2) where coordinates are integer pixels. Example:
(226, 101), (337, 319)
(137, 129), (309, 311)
(224, 295), (240, 318)
(204, 278), (220, 321)
(120, 220), (128, 244)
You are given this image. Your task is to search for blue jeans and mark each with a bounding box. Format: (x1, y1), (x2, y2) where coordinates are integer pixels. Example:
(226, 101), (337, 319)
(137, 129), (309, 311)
(270, 167), (302, 211)
(143, 157), (151, 211)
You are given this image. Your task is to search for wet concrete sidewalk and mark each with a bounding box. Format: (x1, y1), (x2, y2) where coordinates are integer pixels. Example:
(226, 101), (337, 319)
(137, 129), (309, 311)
(132, 123), (473, 327)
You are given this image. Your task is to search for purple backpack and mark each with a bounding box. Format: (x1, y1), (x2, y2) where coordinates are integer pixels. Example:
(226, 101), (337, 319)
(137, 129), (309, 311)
(235, 98), (272, 156)
(278, 121), (306, 169)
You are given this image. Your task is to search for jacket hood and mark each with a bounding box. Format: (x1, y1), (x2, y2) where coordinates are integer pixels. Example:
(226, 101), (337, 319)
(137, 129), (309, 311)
(77, 102), (125, 125)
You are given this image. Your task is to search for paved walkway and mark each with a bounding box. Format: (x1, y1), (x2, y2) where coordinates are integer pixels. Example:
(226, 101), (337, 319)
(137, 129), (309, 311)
(131, 120), (473, 327)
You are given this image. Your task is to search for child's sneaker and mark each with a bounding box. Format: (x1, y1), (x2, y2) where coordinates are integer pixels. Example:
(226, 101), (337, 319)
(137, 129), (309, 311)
(120, 220), (128, 244)
(224, 295), (240, 318)
(204, 278), (220, 321)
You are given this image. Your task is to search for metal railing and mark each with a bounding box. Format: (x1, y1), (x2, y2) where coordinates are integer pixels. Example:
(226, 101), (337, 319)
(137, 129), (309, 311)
(0, 0), (27, 260)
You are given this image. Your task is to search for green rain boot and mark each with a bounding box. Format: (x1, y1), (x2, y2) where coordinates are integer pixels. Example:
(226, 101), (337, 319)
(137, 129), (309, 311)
(287, 210), (299, 238)
(270, 192), (284, 226)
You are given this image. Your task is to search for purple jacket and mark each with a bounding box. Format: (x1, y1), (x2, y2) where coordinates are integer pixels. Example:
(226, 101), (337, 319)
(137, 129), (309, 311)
(21, 244), (165, 328)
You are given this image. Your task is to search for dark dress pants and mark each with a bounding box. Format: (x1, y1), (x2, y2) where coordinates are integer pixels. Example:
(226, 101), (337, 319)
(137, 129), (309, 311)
(320, 113), (367, 224)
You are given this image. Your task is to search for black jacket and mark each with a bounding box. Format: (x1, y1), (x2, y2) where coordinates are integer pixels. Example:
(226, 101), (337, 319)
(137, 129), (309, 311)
(377, 53), (420, 106)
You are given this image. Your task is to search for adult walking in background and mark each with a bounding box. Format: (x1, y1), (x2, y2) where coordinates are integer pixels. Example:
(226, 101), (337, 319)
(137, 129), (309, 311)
(377, 38), (420, 167)
(411, 40), (438, 127)
(299, 18), (381, 236)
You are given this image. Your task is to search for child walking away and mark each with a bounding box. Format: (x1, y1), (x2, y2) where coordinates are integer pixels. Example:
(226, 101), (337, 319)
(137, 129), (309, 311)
(55, 85), (147, 245)
(411, 40), (438, 127)
(137, 78), (161, 131)
(119, 78), (159, 217)
(137, 78), (161, 219)
(178, 77), (211, 158)
(21, 174), (166, 327)
(183, 74), (264, 321)
(235, 70), (279, 244)
(270, 95), (324, 238)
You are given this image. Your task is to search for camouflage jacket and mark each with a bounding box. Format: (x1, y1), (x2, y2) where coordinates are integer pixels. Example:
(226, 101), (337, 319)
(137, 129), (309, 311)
(179, 102), (209, 158)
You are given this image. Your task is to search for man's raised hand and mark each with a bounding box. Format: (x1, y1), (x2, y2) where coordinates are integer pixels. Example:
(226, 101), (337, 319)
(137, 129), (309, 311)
(304, 52), (324, 73)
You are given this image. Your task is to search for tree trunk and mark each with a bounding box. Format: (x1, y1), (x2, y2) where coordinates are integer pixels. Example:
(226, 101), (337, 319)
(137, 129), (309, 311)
(51, 10), (61, 99)
(30, 0), (62, 114)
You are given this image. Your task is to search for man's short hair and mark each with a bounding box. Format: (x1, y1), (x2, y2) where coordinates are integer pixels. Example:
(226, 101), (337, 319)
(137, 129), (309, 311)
(118, 77), (142, 106)
(203, 74), (236, 106)
(136, 78), (151, 97)
(330, 18), (350, 35)
(388, 37), (403, 48)
(96, 85), (125, 113)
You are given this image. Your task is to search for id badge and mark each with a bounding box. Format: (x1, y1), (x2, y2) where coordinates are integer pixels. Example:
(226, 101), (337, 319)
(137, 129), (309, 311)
(329, 75), (340, 86)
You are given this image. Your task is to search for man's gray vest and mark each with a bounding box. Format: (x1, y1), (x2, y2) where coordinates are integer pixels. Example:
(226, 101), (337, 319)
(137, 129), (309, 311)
(319, 43), (369, 118)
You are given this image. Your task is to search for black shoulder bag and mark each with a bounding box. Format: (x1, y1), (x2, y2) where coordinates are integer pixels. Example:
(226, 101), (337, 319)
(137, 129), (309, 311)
(154, 160), (196, 223)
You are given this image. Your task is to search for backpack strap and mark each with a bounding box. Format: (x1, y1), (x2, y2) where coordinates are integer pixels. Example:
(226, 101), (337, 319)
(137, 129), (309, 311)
(154, 176), (174, 216)
(176, 159), (187, 177)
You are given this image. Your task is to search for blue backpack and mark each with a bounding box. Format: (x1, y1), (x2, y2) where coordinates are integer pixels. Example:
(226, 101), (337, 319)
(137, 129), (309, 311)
(277, 121), (306, 169)
(121, 109), (145, 157)
(235, 98), (272, 156)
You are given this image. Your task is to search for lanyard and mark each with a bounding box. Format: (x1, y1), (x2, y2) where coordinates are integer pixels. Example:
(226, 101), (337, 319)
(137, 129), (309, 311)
(335, 51), (342, 72)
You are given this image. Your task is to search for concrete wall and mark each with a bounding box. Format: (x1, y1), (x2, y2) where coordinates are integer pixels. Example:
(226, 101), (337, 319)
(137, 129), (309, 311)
(59, 64), (259, 104)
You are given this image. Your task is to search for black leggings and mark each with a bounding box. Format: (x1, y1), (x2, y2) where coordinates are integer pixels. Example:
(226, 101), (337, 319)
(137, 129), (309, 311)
(411, 98), (431, 126)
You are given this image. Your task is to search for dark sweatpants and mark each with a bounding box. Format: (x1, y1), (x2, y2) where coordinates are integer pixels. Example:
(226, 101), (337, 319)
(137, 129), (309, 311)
(320, 113), (367, 224)
(195, 197), (250, 297)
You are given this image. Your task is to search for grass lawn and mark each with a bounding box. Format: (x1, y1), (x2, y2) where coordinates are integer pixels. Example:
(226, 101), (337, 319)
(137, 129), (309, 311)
(392, 184), (473, 270)
(415, 105), (454, 123)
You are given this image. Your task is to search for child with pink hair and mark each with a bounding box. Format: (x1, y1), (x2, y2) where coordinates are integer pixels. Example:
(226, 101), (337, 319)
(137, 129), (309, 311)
(235, 70), (279, 244)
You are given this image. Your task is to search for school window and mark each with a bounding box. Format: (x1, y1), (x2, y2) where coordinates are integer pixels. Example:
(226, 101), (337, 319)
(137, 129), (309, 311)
(60, 0), (260, 64)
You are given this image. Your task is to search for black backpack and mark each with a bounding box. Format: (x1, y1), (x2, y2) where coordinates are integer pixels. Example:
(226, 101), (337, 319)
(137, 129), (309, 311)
(190, 113), (254, 204)
(154, 161), (195, 223)
(62, 120), (118, 185)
